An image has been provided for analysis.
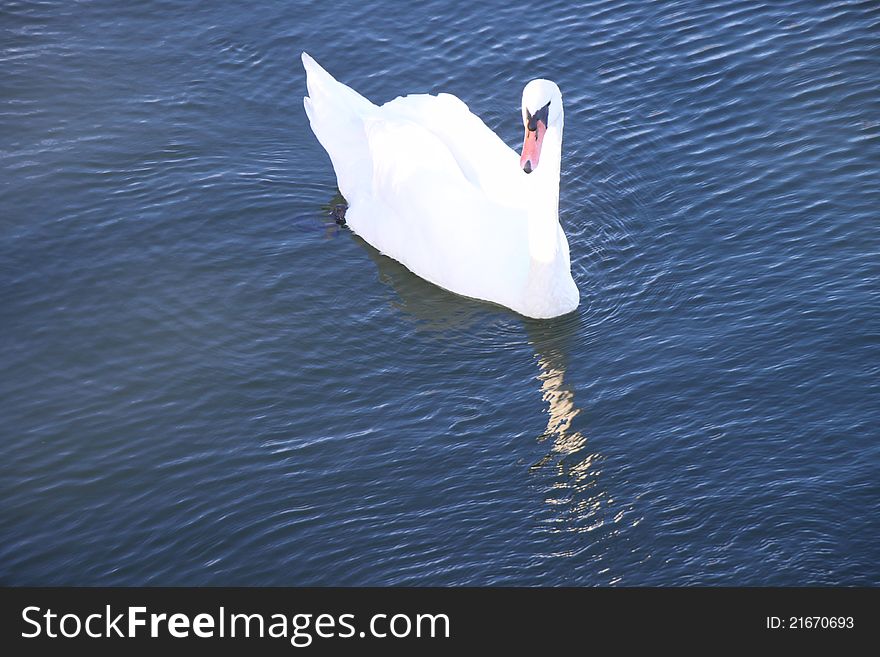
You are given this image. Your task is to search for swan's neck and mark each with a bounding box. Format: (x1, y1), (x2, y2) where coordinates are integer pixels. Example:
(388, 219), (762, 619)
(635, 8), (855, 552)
(525, 125), (563, 264)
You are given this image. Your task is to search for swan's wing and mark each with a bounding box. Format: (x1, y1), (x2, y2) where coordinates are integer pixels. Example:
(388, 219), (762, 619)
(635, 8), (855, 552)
(303, 54), (520, 209)
(347, 115), (530, 307)
(380, 92), (521, 208)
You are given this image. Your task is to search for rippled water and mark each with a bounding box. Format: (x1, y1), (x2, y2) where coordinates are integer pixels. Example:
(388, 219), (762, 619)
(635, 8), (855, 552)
(2, 0), (878, 585)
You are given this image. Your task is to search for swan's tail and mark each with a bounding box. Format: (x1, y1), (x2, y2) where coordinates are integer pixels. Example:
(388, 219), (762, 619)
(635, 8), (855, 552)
(302, 53), (376, 203)
(302, 52), (374, 116)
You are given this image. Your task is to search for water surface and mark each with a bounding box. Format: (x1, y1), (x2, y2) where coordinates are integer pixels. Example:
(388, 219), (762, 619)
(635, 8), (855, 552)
(1, 0), (878, 585)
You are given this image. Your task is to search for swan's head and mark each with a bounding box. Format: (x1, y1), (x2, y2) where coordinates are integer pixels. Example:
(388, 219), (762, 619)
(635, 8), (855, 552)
(520, 79), (563, 174)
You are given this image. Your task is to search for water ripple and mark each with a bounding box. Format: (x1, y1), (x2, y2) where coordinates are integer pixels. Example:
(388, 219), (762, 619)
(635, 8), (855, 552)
(1, 0), (877, 586)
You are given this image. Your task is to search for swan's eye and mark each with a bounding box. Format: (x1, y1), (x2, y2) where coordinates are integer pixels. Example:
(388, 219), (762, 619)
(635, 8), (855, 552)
(526, 102), (551, 132)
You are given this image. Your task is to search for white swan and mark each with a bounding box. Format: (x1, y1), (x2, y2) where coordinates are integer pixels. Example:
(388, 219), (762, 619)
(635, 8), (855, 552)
(301, 52), (579, 319)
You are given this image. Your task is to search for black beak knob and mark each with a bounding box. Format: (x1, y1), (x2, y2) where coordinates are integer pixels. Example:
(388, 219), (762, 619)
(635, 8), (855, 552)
(523, 161), (533, 174)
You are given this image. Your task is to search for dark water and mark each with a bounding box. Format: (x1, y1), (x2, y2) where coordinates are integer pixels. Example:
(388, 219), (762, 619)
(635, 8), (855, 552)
(2, 0), (878, 586)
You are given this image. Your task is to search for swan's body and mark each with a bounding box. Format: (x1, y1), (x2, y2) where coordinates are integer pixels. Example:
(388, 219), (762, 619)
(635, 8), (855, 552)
(301, 52), (578, 319)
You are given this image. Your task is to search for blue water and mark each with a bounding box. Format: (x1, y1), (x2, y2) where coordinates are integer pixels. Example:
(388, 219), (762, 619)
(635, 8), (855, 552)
(2, 0), (878, 586)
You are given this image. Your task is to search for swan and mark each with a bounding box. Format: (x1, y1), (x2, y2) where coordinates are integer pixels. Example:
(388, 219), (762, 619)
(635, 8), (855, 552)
(301, 52), (579, 319)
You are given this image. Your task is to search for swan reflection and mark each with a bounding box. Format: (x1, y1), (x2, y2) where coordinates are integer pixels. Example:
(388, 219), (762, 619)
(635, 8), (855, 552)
(524, 317), (607, 535)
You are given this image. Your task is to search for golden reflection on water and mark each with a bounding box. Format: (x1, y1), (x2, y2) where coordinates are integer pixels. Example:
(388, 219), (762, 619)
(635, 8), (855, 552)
(535, 356), (587, 456)
(527, 330), (640, 581)
(525, 317), (611, 537)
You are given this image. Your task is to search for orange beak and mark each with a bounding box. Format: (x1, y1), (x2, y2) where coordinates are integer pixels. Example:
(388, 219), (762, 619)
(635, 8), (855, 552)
(520, 119), (546, 174)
